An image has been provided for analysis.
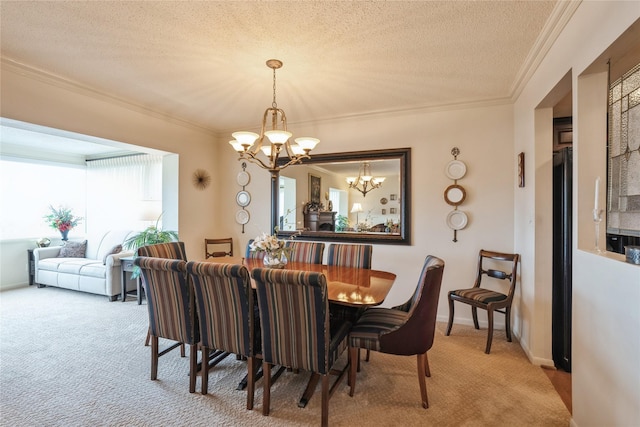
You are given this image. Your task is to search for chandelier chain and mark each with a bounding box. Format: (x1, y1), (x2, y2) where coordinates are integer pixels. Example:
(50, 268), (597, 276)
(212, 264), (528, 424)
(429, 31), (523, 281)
(272, 66), (278, 109)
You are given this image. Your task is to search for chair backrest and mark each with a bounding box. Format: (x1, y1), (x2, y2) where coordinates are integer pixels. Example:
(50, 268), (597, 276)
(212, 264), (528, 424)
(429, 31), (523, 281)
(252, 268), (332, 374)
(379, 255), (445, 355)
(204, 238), (233, 259)
(137, 241), (187, 260)
(134, 256), (197, 345)
(245, 239), (266, 260)
(393, 255), (444, 313)
(186, 261), (254, 357)
(475, 249), (520, 299)
(326, 244), (372, 269)
(284, 241), (325, 264)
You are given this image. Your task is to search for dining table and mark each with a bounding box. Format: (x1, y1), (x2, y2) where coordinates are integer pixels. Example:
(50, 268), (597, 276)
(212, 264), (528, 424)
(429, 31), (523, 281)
(202, 256), (397, 406)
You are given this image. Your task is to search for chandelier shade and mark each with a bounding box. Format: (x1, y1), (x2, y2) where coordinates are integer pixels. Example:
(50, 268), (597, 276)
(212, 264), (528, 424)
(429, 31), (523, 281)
(346, 162), (385, 197)
(228, 59), (319, 174)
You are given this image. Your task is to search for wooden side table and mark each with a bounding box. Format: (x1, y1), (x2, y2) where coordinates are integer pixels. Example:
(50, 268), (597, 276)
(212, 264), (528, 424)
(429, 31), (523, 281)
(121, 256), (143, 304)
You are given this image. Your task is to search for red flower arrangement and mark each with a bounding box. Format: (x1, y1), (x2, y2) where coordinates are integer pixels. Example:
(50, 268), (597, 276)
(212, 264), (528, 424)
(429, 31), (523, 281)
(44, 205), (82, 232)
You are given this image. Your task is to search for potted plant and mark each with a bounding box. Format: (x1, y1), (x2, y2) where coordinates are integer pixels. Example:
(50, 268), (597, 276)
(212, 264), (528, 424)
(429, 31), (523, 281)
(122, 215), (179, 278)
(44, 205), (83, 241)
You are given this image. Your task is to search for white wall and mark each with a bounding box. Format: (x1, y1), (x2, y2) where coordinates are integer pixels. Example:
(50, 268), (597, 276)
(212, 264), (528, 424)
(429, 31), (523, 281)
(514, 2), (640, 425)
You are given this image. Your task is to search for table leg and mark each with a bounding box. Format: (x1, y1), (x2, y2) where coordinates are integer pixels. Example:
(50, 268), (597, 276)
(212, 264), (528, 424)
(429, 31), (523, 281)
(121, 269), (127, 302)
(298, 372), (320, 408)
(137, 278), (142, 305)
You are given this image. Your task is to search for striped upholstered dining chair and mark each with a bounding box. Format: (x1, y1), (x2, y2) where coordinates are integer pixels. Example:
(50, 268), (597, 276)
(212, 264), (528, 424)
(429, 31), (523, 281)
(137, 242), (188, 347)
(252, 268), (351, 427)
(186, 261), (258, 408)
(245, 239), (265, 260)
(284, 241), (325, 264)
(348, 255), (445, 409)
(326, 243), (372, 269)
(134, 256), (199, 393)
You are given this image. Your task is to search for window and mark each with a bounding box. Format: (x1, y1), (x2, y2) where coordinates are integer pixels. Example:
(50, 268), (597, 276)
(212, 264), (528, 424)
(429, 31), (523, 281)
(0, 159), (86, 240)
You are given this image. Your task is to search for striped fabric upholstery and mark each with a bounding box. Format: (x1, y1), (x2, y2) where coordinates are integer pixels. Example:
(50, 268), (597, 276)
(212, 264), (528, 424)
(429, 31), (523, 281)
(348, 308), (408, 352)
(135, 257), (196, 345)
(284, 241), (325, 264)
(245, 239), (266, 260)
(327, 244), (372, 269)
(451, 288), (507, 304)
(138, 242), (187, 261)
(186, 261), (254, 357)
(252, 268), (350, 375)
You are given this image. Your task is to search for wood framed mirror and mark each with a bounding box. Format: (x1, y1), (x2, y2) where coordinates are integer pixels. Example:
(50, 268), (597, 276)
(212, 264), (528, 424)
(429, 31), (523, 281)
(273, 148), (411, 245)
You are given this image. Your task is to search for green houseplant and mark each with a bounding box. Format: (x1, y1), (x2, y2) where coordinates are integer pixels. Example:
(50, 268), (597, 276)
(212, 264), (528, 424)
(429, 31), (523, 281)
(122, 216), (179, 278)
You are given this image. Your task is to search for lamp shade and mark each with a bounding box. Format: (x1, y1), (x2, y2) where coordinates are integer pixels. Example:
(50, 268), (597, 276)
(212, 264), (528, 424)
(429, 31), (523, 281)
(351, 202), (363, 213)
(265, 130), (292, 145)
(232, 131), (259, 147)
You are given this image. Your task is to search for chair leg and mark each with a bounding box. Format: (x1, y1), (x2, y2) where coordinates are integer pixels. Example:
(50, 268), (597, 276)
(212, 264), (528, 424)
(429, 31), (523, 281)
(357, 348), (361, 372)
(365, 349), (371, 361)
(416, 353), (429, 409)
(145, 328), (150, 346)
(189, 344), (197, 393)
(485, 308), (494, 354)
(201, 347), (209, 395)
(321, 374), (329, 427)
(505, 306), (512, 342)
(262, 362), (272, 416)
(348, 346), (358, 397)
(424, 352), (431, 377)
(180, 343), (185, 357)
(472, 306), (480, 329)
(151, 335), (158, 380)
(246, 356), (255, 410)
(445, 297), (455, 336)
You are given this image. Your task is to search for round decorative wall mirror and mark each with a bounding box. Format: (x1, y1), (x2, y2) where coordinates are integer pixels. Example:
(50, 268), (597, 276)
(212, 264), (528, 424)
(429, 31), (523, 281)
(444, 184), (466, 206)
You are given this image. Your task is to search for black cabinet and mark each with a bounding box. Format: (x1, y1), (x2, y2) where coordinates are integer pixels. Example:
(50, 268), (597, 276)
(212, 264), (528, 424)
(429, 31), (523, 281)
(27, 249), (35, 286)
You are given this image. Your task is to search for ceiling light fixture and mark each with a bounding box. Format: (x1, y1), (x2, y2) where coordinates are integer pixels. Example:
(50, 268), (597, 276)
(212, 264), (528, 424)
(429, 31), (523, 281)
(346, 162), (386, 197)
(229, 59), (319, 174)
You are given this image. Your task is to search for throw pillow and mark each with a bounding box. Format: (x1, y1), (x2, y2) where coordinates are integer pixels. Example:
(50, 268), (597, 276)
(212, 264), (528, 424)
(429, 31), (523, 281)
(103, 244), (123, 264)
(57, 240), (87, 258)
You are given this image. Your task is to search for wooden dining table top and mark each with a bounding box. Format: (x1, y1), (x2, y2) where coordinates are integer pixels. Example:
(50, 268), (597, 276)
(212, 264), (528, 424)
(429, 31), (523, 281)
(202, 256), (397, 307)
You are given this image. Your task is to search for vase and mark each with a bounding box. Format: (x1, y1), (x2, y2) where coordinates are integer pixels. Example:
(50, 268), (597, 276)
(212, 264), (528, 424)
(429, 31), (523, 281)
(60, 230), (69, 241)
(263, 252), (288, 269)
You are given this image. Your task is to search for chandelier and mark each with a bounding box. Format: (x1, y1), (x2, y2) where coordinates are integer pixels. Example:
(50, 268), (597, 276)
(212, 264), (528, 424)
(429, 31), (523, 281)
(229, 59), (319, 174)
(346, 162), (385, 197)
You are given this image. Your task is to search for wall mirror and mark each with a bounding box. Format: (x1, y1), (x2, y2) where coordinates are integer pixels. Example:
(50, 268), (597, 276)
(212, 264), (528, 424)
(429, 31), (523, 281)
(274, 148), (411, 245)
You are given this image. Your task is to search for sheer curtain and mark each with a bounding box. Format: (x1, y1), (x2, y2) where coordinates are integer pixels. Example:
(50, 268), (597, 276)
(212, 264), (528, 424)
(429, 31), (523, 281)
(86, 154), (162, 235)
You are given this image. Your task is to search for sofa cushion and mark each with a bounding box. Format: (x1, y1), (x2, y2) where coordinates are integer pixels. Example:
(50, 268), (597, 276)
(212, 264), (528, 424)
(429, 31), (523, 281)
(58, 240), (87, 258)
(103, 244), (122, 264)
(39, 258), (106, 279)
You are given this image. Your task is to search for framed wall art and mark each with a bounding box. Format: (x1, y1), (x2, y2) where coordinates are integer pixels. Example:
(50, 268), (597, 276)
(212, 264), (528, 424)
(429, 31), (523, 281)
(309, 174), (321, 203)
(518, 152), (525, 188)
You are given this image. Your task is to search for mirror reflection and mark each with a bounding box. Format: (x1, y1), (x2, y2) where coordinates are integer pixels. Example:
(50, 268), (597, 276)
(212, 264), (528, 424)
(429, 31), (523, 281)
(275, 148), (410, 244)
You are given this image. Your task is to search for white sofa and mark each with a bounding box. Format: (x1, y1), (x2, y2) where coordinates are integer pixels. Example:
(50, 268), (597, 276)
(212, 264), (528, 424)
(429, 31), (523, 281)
(33, 229), (136, 301)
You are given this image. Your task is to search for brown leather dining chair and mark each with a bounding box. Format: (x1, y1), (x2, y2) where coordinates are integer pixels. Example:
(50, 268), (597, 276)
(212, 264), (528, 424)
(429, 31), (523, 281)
(204, 237), (233, 259)
(348, 255), (445, 408)
(446, 249), (520, 354)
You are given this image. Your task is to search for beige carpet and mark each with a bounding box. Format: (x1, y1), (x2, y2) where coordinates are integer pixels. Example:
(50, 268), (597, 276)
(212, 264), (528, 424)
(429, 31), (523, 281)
(0, 286), (570, 426)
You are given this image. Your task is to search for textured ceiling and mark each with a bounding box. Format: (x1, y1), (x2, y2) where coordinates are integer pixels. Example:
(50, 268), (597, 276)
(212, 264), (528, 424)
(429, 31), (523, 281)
(1, 1), (559, 136)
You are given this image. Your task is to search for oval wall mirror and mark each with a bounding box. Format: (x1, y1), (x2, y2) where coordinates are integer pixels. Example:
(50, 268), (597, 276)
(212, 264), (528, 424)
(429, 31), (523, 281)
(444, 184), (466, 206)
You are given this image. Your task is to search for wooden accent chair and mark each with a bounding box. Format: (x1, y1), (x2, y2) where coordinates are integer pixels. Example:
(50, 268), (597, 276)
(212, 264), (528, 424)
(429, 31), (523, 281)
(284, 241), (325, 264)
(134, 256), (198, 393)
(186, 261), (258, 408)
(252, 268), (351, 427)
(326, 243), (372, 269)
(204, 238), (233, 259)
(137, 242), (188, 348)
(446, 249), (520, 354)
(348, 255), (445, 408)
